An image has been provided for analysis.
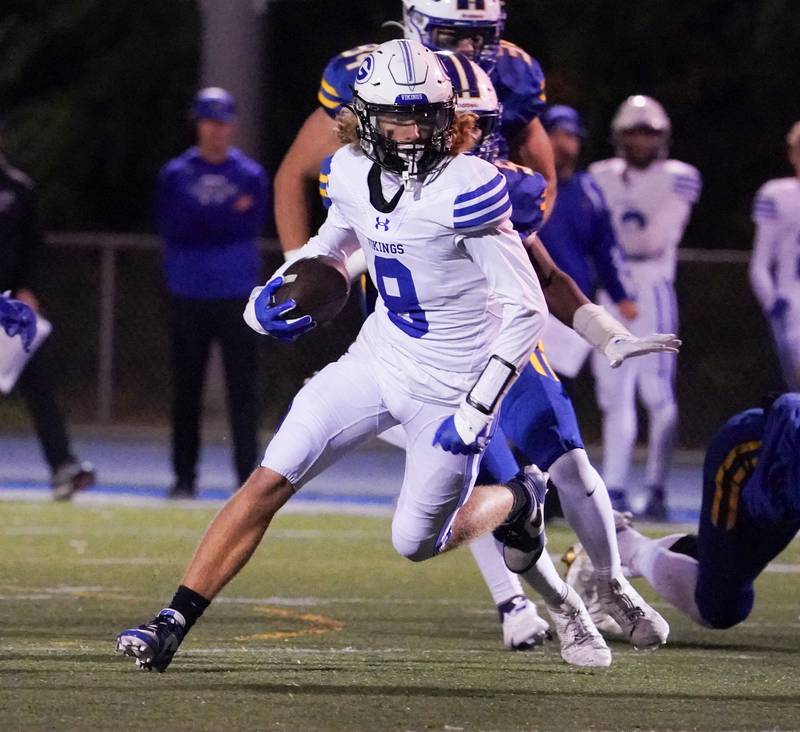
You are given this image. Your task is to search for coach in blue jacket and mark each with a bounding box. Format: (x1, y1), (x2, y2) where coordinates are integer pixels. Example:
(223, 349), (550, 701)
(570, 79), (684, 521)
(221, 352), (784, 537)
(158, 88), (268, 498)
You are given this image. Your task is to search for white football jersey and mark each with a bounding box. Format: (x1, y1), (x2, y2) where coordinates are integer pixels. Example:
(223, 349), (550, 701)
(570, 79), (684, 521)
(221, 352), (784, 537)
(589, 158), (701, 283)
(256, 145), (545, 404)
(750, 177), (800, 311)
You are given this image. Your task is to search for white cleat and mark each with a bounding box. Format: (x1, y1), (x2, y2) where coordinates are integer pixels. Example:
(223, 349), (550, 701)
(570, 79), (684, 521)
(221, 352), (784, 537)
(500, 596), (550, 650)
(598, 578), (669, 650)
(546, 587), (612, 668)
(563, 543), (625, 639)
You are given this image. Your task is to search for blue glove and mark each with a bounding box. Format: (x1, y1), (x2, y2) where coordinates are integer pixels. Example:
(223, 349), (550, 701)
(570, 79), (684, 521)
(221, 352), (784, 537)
(0, 296), (37, 352)
(253, 276), (315, 343)
(432, 404), (491, 455)
(433, 416), (481, 454)
(770, 297), (790, 320)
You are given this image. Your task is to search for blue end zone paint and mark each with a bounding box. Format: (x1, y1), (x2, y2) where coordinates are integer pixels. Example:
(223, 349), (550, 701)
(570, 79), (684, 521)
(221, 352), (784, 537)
(0, 479), (397, 507)
(0, 479), (699, 521)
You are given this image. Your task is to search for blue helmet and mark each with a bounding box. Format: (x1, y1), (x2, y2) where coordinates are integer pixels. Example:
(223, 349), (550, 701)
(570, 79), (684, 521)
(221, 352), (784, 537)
(542, 105), (585, 138)
(192, 87), (236, 122)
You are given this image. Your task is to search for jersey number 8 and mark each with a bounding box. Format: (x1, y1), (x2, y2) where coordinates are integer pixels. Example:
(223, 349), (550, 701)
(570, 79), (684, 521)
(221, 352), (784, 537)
(374, 257), (430, 338)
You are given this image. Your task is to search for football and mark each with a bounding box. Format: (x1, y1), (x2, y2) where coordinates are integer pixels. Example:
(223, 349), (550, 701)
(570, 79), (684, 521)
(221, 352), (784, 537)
(273, 255), (351, 324)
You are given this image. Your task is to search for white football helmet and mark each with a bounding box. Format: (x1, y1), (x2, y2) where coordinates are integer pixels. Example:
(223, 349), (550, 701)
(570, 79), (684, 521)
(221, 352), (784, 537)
(350, 38), (455, 179)
(402, 0), (505, 65)
(438, 51), (501, 161)
(611, 95), (671, 158)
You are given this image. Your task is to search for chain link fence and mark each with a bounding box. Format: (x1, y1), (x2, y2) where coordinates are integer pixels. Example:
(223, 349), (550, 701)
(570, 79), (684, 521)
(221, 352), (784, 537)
(0, 235), (781, 447)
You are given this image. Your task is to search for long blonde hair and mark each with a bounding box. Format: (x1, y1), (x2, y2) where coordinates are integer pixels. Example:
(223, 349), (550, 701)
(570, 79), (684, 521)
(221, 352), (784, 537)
(334, 108), (479, 156)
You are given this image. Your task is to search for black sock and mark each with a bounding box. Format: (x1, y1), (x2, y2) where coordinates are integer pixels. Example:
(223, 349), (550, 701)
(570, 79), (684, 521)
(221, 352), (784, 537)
(169, 585), (211, 632)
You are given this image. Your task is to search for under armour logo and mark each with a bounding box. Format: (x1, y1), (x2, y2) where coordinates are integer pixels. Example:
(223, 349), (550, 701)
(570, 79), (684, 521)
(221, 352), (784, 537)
(375, 217), (390, 231)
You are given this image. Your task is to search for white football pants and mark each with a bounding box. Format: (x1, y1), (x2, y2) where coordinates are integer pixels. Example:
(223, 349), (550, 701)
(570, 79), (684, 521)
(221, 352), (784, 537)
(262, 338), (481, 561)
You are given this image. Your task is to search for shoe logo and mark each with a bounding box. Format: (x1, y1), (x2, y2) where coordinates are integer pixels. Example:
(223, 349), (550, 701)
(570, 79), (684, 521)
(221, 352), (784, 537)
(375, 217), (390, 231)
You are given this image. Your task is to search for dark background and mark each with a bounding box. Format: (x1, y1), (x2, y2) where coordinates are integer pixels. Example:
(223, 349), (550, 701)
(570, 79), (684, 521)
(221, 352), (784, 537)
(0, 0), (796, 442)
(3, 0), (799, 244)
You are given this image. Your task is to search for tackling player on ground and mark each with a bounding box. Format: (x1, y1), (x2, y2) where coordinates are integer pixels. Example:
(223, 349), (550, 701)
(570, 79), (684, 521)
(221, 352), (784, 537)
(566, 392), (800, 632)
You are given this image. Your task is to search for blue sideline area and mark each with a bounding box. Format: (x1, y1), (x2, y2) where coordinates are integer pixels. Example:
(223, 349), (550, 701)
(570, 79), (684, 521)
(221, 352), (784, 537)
(0, 431), (704, 523)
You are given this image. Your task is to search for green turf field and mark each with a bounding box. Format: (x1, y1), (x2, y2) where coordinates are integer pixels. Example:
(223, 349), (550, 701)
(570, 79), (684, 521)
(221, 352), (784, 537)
(1, 502), (798, 731)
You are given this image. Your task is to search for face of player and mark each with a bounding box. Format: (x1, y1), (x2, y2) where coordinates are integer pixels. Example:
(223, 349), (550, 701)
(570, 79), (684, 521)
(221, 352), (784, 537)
(620, 128), (664, 168)
(430, 26), (492, 58)
(196, 118), (234, 162)
(376, 113), (434, 143)
(549, 128), (582, 178)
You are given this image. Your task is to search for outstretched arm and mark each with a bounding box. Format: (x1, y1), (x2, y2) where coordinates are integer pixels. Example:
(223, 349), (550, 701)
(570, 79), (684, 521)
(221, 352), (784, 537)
(524, 232), (589, 324)
(523, 233), (680, 368)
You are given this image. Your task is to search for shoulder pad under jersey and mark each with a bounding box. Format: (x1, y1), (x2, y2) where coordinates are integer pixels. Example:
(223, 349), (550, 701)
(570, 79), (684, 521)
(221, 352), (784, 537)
(452, 157), (512, 232)
(318, 44), (379, 118)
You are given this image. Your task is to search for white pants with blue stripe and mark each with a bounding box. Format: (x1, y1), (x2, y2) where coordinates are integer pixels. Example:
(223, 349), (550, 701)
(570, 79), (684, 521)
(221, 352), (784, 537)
(592, 280), (678, 491)
(262, 338), (480, 560)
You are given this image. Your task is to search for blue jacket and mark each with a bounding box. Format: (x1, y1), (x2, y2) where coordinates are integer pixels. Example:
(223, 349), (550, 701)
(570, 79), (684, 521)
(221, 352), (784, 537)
(538, 171), (630, 303)
(157, 147), (268, 299)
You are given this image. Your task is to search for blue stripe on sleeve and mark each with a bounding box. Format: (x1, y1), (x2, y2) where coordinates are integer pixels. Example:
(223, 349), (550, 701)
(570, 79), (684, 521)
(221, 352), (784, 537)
(453, 184), (509, 217)
(454, 173), (505, 205)
(753, 196), (778, 220)
(454, 197), (512, 229)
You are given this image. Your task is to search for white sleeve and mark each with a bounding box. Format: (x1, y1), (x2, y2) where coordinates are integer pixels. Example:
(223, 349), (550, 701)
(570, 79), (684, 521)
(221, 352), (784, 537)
(243, 202), (360, 334)
(749, 188), (780, 311)
(461, 219), (547, 372)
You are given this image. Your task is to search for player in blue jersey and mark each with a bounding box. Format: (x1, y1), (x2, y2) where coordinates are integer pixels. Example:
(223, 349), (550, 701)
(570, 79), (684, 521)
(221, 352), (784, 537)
(567, 392), (800, 631)
(435, 53), (678, 654)
(0, 293), (36, 350)
(536, 105), (636, 380)
(275, 0), (554, 257)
